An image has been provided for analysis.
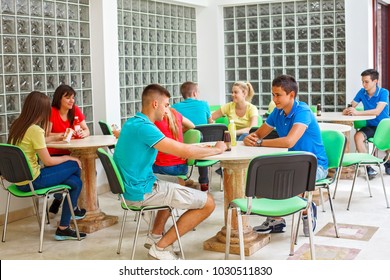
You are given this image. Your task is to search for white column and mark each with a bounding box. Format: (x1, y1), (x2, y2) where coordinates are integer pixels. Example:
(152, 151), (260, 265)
(90, 0), (121, 134)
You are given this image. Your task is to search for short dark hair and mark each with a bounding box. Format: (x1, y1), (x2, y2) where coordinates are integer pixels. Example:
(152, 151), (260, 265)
(272, 75), (298, 98)
(142, 84), (171, 105)
(52, 84), (77, 126)
(361, 69), (379, 81)
(180, 81), (197, 99)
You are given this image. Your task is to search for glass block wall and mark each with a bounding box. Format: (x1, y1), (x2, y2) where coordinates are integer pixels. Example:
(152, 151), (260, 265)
(117, 0), (197, 125)
(0, 0), (93, 143)
(224, 0), (346, 112)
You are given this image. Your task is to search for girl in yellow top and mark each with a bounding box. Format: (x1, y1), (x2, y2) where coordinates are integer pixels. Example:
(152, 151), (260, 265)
(212, 81), (259, 140)
(7, 91), (87, 241)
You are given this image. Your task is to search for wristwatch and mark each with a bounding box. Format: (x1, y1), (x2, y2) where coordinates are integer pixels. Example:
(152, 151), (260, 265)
(256, 138), (263, 147)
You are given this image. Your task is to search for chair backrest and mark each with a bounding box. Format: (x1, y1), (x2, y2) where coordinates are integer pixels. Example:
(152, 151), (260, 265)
(245, 152), (317, 199)
(248, 127), (280, 139)
(99, 120), (113, 136)
(0, 144), (33, 183)
(353, 107), (366, 130)
(215, 116), (229, 126)
(373, 118), (390, 151)
(257, 115), (263, 126)
(96, 148), (125, 195)
(183, 129), (201, 166)
(183, 129), (201, 144)
(249, 127), (258, 134)
(194, 124), (227, 142)
(209, 105), (221, 112)
(321, 130), (347, 169)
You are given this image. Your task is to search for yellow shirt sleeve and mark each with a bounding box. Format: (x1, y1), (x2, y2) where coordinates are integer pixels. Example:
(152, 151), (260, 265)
(220, 102), (259, 130)
(17, 125), (46, 183)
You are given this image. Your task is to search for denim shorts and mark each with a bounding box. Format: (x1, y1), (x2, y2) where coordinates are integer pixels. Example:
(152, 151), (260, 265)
(358, 126), (377, 140)
(126, 179), (207, 210)
(316, 165), (328, 181)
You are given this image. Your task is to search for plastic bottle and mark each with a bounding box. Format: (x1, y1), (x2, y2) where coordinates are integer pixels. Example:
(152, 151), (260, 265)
(223, 130), (231, 151)
(73, 116), (81, 138)
(316, 103), (322, 116)
(228, 120), (237, 146)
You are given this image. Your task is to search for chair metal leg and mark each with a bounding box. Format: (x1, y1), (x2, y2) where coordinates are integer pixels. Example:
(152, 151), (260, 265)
(326, 186), (339, 237)
(39, 196), (49, 253)
(333, 167), (342, 199)
(225, 206), (233, 259)
(306, 205), (316, 260)
(289, 213), (298, 256)
(319, 188), (325, 212)
(66, 191), (81, 240)
(294, 211), (302, 245)
(219, 167), (224, 191)
(347, 165), (360, 210)
(364, 165), (373, 197)
(2, 192), (11, 242)
(32, 197), (41, 228)
(117, 210), (128, 254)
(131, 209), (144, 260)
(378, 164), (390, 208)
(170, 208), (185, 260)
(236, 208), (245, 260)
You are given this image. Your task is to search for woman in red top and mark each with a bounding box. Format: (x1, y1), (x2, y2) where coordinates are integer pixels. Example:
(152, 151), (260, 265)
(153, 108), (194, 185)
(48, 85), (90, 155)
(48, 85), (90, 215)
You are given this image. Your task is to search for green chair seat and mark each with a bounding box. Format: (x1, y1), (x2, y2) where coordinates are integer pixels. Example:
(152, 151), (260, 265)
(232, 197), (306, 217)
(7, 184), (71, 197)
(342, 153), (383, 166)
(195, 160), (219, 167)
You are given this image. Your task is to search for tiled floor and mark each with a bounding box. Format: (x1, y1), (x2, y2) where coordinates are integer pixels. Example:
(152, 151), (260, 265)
(1, 165), (390, 260)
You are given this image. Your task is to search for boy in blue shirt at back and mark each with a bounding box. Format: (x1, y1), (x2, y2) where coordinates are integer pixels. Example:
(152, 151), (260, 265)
(343, 69), (390, 178)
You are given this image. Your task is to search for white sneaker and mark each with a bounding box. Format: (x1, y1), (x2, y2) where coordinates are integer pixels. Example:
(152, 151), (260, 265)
(148, 244), (180, 260)
(144, 234), (181, 253)
(144, 234), (162, 249)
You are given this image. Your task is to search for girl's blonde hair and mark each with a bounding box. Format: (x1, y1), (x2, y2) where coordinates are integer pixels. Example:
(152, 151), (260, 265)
(165, 108), (180, 140)
(233, 81), (254, 102)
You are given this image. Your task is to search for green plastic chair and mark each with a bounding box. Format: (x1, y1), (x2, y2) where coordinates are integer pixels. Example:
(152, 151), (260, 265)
(97, 148), (185, 260)
(334, 119), (390, 210)
(315, 130), (347, 238)
(353, 107), (366, 130)
(177, 129), (202, 181)
(225, 152), (318, 260)
(209, 105), (221, 112)
(184, 127), (222, 191)
(215, 115), (229, 126)
(0, 144), (82, 253)
(257, 115), (263, 126)
(98, 120), (116, 153)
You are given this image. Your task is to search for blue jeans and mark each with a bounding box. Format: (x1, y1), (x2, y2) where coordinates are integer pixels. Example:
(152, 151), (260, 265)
(18, 161), (82, 227)
(238, 133), (248, 141)
(152, 164), (188, 176)
(198, 166), (209, 184)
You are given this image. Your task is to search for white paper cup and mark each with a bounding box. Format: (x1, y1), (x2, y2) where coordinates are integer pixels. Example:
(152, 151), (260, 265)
(63, 128), (74, 143)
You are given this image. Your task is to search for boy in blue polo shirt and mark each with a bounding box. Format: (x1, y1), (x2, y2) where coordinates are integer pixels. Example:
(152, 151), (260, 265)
(343, 69), (390, 179)
(114, 84), (226, 260)
(244, 74), (328, 236)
